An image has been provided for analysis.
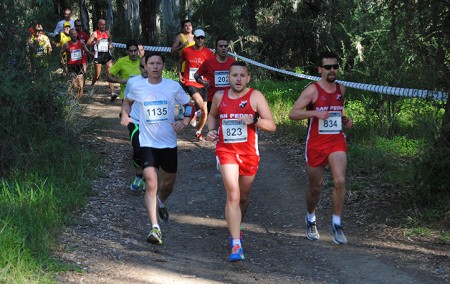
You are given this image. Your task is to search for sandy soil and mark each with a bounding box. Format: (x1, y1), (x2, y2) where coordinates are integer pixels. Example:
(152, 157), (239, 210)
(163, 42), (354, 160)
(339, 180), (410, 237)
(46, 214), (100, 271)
(55, 86), (449, 284)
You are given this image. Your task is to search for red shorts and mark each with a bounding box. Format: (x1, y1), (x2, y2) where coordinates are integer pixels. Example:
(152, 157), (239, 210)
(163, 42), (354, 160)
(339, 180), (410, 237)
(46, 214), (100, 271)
(216, 152), (259, 176)
(306, 140), (347, 167)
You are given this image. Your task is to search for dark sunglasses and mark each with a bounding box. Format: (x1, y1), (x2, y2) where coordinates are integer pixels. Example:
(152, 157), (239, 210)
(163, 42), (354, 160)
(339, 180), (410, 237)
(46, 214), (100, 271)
(321, 64), (339, 70)
(140, 65), (145, 68)
(196, 36), (205, 40)
(36, 29), (43, 32)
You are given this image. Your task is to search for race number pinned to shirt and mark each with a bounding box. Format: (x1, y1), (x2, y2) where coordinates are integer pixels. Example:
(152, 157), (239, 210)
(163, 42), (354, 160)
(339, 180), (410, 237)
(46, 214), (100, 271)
(188, 68), (198, 82)
(144, 100), (169, 123)
(214, 71), (230, 87)
(97, 39), (109, 52)
(318, 111), (342, 134)
(222, 119), (247, 143)
(71, 49), (82, 61)
(36, 46), (44, 56)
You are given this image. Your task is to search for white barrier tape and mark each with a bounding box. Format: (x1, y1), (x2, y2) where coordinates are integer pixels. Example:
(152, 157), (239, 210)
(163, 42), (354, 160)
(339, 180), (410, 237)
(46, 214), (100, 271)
(111, 42), (447, 102)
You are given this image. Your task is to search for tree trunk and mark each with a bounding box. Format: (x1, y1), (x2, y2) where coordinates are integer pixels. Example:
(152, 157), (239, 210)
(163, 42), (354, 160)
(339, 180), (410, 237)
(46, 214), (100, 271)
(105, 0), (113, 31)
(162, 0), (179, 45)
(246, 0), (257, 34)
(128, 0), (140, 39)
(79, 0), (89, 33)
(140, 0), (158, 45)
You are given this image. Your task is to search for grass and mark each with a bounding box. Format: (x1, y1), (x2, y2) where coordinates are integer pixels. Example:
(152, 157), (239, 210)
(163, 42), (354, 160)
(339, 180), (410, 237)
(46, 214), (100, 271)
(0, 102), (100, 283)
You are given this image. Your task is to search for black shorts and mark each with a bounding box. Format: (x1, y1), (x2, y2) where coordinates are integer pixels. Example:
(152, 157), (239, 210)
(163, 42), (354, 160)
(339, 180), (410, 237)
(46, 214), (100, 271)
(94, 52), (112, 65)
(127, 122), (140, 168)
(184, 85), (207, 101)
(141, 147), (178, 173)
(67, 64), (83, 75)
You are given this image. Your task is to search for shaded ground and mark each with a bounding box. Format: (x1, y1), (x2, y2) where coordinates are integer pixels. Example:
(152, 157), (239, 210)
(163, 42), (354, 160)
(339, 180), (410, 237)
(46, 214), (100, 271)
(55, 84), (449, 283)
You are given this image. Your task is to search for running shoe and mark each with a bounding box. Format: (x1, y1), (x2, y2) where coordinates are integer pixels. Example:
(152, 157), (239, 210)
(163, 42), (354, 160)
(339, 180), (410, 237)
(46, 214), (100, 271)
(130, 175), (144, 191)
(158, 204), (169, 223)
(229, 244), (245, 262)
(195, 131), (204, 141)
(110, 92), (118, 101)
(305, 215), (320, 241)
(330, 223), (347, 244)
(146, 227), (163, 244)
(189, 111), (198, 127)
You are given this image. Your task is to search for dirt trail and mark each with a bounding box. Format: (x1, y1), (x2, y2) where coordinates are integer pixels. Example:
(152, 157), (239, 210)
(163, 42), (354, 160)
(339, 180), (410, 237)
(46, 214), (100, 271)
(56, 87), (448, 284)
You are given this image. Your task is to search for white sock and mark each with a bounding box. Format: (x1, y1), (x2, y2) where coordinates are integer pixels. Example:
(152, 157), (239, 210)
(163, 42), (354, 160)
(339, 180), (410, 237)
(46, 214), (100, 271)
(307, 212), (316, 223)
(332, 215), (341, 226)
(152, 224), (160, 230)
(232, 239), (241, 247)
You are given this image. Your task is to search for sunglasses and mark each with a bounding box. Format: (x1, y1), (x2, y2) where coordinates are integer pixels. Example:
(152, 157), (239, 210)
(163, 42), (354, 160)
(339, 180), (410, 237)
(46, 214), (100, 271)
(196, 36), (205, 40)
(128, 49), (138, 52)
(36, 29), (43, 32)
(321, 64), (339, 70)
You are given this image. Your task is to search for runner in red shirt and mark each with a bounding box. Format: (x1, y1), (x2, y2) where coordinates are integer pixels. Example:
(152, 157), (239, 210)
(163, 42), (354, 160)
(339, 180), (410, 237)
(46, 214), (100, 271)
(194, 37), (236, 112)
(206, 61), (276, 262)
(60, 28), (92, 100)
(289, 51), (353, 245)
(179, 29), (214, 141)
(75, 19), (89, 73)
(87, 19), (116, 100)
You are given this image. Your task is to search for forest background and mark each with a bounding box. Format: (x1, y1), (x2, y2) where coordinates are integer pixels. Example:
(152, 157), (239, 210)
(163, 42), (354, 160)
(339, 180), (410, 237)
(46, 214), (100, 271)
(0, 0), (448, 282)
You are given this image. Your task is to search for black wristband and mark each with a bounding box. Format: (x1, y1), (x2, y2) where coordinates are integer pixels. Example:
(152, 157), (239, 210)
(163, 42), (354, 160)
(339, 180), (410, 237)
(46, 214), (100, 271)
(253, 112), (260, 124)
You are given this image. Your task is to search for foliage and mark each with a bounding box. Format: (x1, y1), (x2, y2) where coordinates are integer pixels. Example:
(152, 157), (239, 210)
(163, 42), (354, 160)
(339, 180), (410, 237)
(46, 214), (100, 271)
(0, 1), (99, 282)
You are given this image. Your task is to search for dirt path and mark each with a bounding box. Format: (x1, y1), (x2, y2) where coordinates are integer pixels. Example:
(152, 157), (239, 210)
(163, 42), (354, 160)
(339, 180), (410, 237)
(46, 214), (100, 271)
(56, 87), (448, 283)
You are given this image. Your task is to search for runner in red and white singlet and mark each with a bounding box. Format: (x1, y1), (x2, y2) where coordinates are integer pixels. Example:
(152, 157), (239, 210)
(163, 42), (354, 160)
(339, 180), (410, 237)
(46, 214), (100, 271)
(289, 51), (353, 245)
(206, 61), (276, 262)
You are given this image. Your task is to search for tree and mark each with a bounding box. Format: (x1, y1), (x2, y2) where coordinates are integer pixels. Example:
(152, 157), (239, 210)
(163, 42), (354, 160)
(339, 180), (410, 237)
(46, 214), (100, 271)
(140, 0), (158, 45)
(79, 0), (89, 32)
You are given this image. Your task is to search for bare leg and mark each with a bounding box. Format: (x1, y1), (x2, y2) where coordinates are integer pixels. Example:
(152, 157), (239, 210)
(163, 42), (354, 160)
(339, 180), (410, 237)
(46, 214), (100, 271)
(328, 151), (347, 217)
(143, 166), (159, 226)
(91, 63), (102, 87)
(238, 175), (256, 222)
(220, 164), (241, 240)
(158, 169), (177, 203)
(105, 60), (114, 93)
(306, 165), (325, 214)
(75, 74), (84, 100)
(197, 101), (208, 133)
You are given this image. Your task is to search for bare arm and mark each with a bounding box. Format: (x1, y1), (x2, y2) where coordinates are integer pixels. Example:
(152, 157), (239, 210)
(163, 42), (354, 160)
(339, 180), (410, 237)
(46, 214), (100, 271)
(81, 42), (92, 56)
(86, 32), (96, 47)
(288, 84), (330, 121)
(107, 73), (127, 84)
(60, 43), (67, 64)
(246, 90), (276, 132)
(206, 91), (223, 141)
(194, 71), (210, 88)
(178, 55), (185, 83)
(120, 98), (134, 126)
(171, 34), (184, 54)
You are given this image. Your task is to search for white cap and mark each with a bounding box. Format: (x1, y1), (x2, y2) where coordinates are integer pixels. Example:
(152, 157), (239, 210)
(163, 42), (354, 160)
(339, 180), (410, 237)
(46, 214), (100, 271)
(194, 29), (205, 38)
